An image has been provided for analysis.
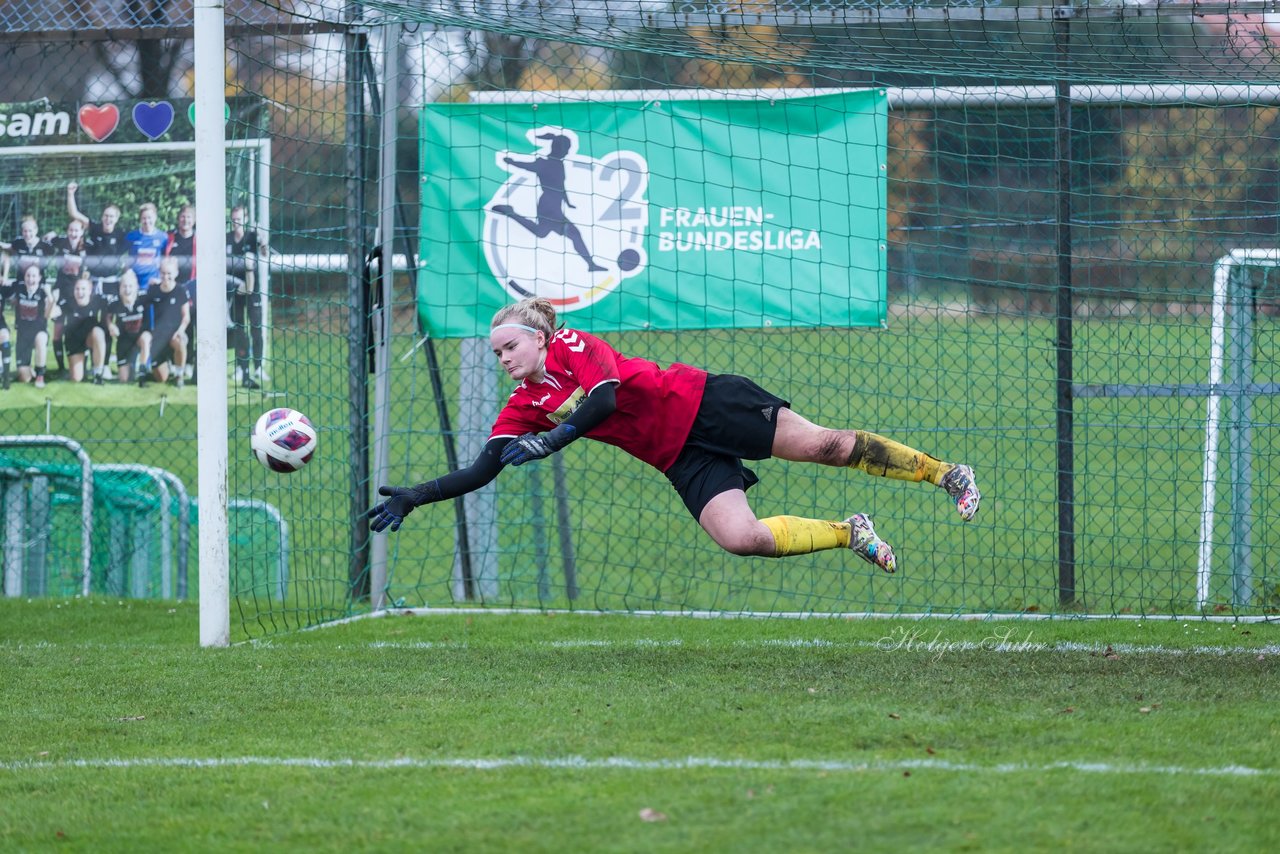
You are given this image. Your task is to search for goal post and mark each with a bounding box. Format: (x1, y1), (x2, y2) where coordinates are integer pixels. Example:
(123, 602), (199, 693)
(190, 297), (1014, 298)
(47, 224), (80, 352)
(1198, 249), (1280, 608)
(194, 0), (228, 647)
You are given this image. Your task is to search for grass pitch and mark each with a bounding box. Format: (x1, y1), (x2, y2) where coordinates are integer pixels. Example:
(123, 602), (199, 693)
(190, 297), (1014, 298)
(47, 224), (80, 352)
(2, 599), (1277, 851)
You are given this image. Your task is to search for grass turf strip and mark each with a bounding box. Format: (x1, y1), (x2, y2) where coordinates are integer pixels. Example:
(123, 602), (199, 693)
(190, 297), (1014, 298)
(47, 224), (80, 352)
(2, 600), (1277, 850)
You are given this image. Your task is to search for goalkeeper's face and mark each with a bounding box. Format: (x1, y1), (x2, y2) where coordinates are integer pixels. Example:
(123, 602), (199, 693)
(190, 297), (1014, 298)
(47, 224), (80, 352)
(490, 327), (546, 382)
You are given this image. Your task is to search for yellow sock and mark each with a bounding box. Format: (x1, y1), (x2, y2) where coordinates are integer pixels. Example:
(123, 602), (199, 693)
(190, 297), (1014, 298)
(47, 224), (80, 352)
(760, 516), (851, 557)
(847, 430), (954, 486)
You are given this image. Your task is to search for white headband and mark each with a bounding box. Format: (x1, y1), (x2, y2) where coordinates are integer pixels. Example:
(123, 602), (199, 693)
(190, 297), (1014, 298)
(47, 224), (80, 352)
(492, 323), (540, 335)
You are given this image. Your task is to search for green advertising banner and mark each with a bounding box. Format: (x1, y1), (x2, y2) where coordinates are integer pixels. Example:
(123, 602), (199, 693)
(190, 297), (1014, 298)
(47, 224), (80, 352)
(419, 90), (887, 337)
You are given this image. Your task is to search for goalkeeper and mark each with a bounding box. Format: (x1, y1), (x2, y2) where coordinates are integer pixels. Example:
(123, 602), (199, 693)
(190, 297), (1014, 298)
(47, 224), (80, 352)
(369, 298), (980, 572)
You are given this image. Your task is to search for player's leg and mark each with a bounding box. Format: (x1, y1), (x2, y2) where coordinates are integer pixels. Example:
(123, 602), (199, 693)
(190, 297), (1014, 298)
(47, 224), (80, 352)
(51, 318), (66, 377)
(32, 330), (48, 388)
(670, 444), (896, 571)
(0, 327), (9, 390)
(150, 334), (174, 384)
(114, 336), (133, 383)
(15, 327), (33, 383)
(696, 489), (776, 556)
(170, 332), (187, 388)
(89, 326), (106, 384)
(136, 331), (153, 386)
(230, 292), (255, 387)
(248, 292), (265, 379)
(771, 408), (981, 521)
(185, 304), (196, 382)
(64, 323), (86, 382)
(698, 489), (896, 572)
(67, 351), (85, 382)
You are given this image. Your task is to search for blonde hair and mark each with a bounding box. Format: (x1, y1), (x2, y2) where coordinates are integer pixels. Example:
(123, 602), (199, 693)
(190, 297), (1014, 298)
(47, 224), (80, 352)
(490, 298), (557, 341)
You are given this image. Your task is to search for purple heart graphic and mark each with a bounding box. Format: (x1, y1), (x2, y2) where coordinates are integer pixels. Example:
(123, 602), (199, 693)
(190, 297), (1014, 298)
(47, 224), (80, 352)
(133, 101), (175, 140)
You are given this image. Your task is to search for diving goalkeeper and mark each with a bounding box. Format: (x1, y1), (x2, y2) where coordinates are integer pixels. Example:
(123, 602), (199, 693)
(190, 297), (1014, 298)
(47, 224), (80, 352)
(368, 298), (981, 572)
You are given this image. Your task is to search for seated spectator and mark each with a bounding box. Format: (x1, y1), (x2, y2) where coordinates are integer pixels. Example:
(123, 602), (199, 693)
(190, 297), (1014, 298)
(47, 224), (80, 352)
(51, 271), (107, 384)
(138, 257), (189, 388)
(105, 270), (147, 385)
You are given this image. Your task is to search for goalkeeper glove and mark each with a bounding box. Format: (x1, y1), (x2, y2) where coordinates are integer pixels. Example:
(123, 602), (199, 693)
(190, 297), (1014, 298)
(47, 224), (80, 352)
(499, 424), (576, 467)
(367, 481), (441, 533)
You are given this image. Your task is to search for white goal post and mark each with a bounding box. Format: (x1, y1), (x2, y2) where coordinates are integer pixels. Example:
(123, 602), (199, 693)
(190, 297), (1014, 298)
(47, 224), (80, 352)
(1198, 249), (1280, 609)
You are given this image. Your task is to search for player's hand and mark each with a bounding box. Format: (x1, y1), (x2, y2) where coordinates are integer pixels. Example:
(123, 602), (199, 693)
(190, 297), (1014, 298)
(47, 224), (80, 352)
(367, 485), (422, 533)
(500, 425), (576, 466)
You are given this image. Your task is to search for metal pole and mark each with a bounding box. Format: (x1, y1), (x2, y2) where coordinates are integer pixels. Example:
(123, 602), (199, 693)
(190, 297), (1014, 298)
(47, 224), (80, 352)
(1054, 9), (1076, 607)
(1227, 268), (1254, 605)
(345, 4), (372, 601)
(369, 23), (399, 610)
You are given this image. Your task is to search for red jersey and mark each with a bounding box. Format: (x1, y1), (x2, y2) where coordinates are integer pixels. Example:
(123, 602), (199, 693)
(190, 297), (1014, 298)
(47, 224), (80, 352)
(490, 328), (707, 472)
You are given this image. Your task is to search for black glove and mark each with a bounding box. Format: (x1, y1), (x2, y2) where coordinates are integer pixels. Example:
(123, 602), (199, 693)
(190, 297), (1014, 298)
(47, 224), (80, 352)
(367, 481), (440, 533)
(499, 424), (576, 467)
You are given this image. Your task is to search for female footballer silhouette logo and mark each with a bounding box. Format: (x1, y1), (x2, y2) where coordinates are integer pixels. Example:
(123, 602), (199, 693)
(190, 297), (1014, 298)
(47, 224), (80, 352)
(485, 126), (648, 310)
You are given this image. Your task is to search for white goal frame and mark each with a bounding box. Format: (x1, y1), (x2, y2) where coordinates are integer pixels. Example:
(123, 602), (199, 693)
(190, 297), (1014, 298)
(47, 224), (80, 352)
(1198, 249), (1280, 608)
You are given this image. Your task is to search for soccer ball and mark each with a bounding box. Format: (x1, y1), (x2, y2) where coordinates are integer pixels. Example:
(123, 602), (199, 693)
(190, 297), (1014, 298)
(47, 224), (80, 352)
(250, 408), (318, 473)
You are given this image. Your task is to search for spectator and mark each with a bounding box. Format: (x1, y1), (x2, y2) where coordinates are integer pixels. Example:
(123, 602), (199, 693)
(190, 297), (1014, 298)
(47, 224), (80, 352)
(139, 256), (189, 388)
(67, 182), (127, 302)
(105, 270), (147, 385)
(2, 216), (56, 284)
(0, 273), (10, 390)
(227, 204), (266, 389)
(51, 271), (107, 384)
(9, 264), (52, 388)
(126, 202), (169, 293)
(166, 204), (197, 381)
(48, 218), (93, 379)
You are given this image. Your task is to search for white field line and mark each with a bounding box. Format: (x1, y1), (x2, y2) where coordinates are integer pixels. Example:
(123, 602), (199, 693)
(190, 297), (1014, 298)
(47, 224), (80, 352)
(360, 637), (1280, 657)
(0, 755), (1273, 777)
(318, 607), (1280, 629)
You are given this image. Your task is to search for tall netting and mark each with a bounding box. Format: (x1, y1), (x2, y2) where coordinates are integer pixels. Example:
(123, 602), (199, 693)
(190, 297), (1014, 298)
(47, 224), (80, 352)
(3, 2), (1279, 636)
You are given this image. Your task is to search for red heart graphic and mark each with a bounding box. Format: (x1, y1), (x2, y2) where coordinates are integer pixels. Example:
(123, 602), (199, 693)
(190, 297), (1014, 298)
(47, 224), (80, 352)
(78, 104), (119, 142)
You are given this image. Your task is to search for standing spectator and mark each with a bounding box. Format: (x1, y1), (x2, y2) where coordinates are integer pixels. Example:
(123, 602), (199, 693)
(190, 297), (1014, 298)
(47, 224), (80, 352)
(2, 216), (56, 284)
(9, 264), (52, 388)
(126, 202), (169, 293)
(139, 257), (189, 388)
(48, 218), (93, 379)
(67, 182), (127, 301)
(166, 204), (197, 381)
(51, 272), (107, 384)
(0, 274), (10, 390)
(227, 204), (266, 388)
(166, 204), (197, 284)
(105, 270), (147, 384)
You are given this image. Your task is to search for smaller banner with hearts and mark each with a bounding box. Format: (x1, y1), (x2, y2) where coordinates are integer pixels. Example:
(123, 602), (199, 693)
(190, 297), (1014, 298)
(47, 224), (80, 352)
(0, 97), (266, 147)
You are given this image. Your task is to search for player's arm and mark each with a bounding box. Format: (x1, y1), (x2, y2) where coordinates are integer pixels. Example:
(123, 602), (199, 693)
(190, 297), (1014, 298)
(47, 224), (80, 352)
(176, 300), (190, 337)
(368, 437), (511, 533)
(499, 381), (617, 466)
(67, 182), (89, 226)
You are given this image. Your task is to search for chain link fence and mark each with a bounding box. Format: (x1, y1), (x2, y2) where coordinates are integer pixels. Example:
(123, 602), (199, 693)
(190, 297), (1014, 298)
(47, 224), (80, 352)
(2, 2), (1279, 634)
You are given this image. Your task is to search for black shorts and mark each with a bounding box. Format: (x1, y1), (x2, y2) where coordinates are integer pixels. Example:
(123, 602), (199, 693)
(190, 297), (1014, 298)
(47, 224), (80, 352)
(14, 324), (47, 367)
(64, 318), (100, 354)
(149, 324), (185, 364)
(663, 373), (789, 520)
(115, 332), (143, 366)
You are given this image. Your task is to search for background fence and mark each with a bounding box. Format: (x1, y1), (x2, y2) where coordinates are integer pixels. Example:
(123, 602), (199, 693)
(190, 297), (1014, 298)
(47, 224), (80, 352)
(2, 2), (1279, 635)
